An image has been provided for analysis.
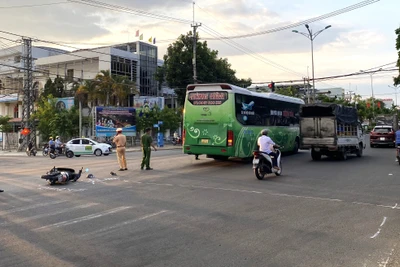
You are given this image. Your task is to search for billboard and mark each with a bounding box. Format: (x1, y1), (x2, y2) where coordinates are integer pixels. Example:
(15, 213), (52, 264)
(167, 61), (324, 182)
(55, 97), (74, 110)
(95, 107), (136, 137)
(134, 96), (164, 112)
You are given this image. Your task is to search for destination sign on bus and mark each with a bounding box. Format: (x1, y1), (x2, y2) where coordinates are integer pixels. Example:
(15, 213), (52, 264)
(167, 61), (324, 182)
(188, 91), (228, 105)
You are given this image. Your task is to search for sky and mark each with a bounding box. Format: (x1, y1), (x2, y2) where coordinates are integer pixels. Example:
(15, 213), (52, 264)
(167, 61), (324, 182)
(0, 0), (399, 103)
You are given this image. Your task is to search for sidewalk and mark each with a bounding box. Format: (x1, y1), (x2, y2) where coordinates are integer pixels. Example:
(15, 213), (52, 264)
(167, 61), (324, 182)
(0, 144), (182, 157)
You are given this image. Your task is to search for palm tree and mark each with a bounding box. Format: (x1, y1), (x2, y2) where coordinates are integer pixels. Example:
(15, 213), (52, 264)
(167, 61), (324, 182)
(112, 75), (138, 106)
(94, 70), (114, 106)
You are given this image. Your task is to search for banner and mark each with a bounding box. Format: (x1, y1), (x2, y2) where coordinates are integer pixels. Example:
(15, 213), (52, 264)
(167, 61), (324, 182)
(134, 96), (164, 112)
(95, 107), (136, 137)
(55, 97), (74, 110)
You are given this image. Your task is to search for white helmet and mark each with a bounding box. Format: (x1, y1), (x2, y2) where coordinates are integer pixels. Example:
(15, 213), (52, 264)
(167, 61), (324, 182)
(261, 129), (269, 135)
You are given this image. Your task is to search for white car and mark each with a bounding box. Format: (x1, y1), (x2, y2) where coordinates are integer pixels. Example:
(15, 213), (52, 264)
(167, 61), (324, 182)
(65, 138), (112, 157)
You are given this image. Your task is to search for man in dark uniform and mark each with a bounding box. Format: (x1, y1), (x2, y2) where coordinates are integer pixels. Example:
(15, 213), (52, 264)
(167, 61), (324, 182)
(141, 127), (157, 170)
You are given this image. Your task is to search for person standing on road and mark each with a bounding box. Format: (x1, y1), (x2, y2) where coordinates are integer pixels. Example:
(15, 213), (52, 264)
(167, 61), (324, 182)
(113, 128), (127, 171)
(141, 127), (157, 170)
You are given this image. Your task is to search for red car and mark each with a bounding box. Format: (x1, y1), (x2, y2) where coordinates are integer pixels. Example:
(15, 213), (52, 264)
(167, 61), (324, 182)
(370, 125), (395, 148)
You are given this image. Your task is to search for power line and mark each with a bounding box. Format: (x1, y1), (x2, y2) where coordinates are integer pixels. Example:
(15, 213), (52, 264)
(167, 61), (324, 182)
(0, 2), (70, 9)
(201, 0), (380, 40)
(68, 0), (193, 24)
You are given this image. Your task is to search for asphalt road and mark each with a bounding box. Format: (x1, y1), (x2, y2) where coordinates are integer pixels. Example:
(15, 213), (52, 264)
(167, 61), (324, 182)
(1, 144), (400, 267)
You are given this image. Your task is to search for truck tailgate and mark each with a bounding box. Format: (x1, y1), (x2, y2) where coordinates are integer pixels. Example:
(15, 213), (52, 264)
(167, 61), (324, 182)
(300, 117), (336, 147)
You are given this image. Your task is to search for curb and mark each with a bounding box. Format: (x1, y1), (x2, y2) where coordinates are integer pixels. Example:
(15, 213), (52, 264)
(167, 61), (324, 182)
(0, 146), (182, 157)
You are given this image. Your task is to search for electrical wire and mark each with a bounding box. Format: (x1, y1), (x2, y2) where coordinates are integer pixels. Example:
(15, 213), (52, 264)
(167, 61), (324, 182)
(0, 2), (70, 9)
(68, 0), (193, 24)
(202, 0), (381, 40)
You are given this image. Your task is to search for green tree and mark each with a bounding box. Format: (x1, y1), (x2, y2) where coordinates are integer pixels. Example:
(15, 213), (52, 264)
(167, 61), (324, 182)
(394, 26), (400, 86)
(276, 86), (303, 98)
(32, 95), (79, 140)
(162, 32), (252, 105)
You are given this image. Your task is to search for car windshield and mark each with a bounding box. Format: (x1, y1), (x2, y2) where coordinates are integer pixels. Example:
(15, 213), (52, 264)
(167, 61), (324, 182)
(87, 139), (99, 145)
(373, 128), (392, 133)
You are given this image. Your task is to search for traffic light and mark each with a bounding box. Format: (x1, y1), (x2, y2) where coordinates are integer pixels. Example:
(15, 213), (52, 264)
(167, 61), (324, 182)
(268, 81), (275, 92)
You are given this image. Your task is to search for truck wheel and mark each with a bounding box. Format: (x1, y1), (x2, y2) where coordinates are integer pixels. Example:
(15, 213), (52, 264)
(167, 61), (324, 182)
(356, 144), (363, 157)
(311, 149), (321, 161)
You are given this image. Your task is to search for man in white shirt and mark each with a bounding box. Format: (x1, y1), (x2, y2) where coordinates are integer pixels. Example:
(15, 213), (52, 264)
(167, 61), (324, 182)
(55, 136), (63, 154)
(257, 129), (280, 170)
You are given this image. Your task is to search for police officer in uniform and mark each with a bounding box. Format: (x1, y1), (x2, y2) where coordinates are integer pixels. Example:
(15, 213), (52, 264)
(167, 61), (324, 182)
(113, 128), (127, 171)
(141, 127), (157, 170)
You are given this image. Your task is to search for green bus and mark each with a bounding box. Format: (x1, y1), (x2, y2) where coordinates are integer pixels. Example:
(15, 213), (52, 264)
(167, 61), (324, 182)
(182, 83), (305, 160)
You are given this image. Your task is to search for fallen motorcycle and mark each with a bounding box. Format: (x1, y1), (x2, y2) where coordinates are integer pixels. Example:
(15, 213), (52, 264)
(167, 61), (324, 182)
(41, 166), (83, 185)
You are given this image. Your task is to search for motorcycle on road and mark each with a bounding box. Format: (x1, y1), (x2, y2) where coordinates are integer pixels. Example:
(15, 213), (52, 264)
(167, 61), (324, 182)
(252, 146), (283, 180)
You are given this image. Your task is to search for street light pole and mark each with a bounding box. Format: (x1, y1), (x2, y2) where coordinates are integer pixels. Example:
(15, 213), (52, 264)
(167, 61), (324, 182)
(388, 85), (399, 107)
(360, 69), (382, 122)
(292, 24), (331, 103)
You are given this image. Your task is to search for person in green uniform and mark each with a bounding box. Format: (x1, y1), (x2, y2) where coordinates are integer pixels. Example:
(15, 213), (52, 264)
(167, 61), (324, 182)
(141, 127), (157, 170)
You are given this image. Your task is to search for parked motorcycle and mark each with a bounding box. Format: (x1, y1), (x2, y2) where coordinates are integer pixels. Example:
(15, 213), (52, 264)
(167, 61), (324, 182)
(26, 147), (37, 156)
(26, 142), (37, 156)
(252, 146), (283, 180)
(41, 166), (83, 185)
(172, 136), (182, 145)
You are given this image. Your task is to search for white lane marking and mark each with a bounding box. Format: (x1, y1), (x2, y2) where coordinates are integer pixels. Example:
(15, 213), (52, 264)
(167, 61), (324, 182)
(370, 229), (381, 239)
(0, 203), (99, 226)
(0, 200), (67, 216)
(370, 217), (387, 239)
(83, 210), (169, 237)
(380, 217), (387, 227)
(38, 186), (87, 192)
(34, 206), (132, 231)
(131, 182), (400, 211)
(132, 181), (262, 194)
(379, 247), (395, 267)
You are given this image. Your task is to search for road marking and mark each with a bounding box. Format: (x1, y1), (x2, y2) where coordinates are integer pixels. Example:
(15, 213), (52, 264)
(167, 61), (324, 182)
(0, 200), (67, 216)
(38, 186), (87, 192)
(0, 203), (99, 226)
(132, 181), (263, 194)
(131, 181), (400, 211)
(379, 246), (396, 267)
(370, 217), (387, 239)
(34, 206), (132, 231)
(83, 210), (169, 237)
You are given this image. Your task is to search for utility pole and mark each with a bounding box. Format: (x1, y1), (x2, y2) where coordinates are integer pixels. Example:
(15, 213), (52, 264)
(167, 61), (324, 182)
(19, 38), (35, 151)
(192, 1), (201, 84)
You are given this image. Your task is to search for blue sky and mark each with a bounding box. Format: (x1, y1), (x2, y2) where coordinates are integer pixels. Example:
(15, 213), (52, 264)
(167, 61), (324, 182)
(0, 0), (399, 103)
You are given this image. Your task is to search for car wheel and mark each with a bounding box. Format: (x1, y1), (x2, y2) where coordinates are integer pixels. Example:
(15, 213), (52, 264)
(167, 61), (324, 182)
(94, 149), (103, 156)
(75, 155), (81, 157)
(66, 150), (74, 158)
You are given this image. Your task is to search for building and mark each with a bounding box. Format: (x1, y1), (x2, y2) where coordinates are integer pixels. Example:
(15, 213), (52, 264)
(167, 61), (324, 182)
(0, 44), (66, 135)
(379, 98), (394, 108)
(35, 41), (161, 100)
(317, 88), (345, 99)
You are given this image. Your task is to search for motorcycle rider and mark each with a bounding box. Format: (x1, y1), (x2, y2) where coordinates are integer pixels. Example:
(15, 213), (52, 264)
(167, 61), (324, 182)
(257, 129), (280, 170)
(395, 128), (400, 161)
(48, 137), (55, 153)
(55, 136), (62, 154)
